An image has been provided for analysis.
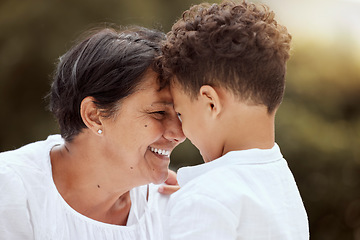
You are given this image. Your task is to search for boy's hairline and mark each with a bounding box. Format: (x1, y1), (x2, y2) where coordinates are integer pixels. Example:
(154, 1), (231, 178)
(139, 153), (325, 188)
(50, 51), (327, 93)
(170, 75), (280, 114)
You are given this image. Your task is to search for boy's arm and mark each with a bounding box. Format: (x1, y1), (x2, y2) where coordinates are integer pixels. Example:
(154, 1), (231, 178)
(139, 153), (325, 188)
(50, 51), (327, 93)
(167, 193), (238, 240)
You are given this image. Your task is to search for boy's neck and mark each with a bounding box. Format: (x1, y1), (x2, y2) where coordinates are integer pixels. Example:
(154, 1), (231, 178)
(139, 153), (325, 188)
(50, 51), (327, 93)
(220, 102), (276, 155)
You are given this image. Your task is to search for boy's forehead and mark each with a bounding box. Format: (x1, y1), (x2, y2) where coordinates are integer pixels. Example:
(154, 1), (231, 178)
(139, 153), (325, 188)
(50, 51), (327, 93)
(169, 83), (183, 99)
(170, 85), (191, 108)
(169, 79), (186, 94)
(169, 81), (179, 93)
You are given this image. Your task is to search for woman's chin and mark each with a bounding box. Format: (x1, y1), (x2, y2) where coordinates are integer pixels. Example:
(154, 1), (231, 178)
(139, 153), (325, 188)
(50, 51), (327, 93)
(151, 170), (169, 185)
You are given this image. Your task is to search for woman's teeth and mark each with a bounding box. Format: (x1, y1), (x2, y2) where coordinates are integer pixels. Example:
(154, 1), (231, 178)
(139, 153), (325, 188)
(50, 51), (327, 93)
(150, 147), (170, 157)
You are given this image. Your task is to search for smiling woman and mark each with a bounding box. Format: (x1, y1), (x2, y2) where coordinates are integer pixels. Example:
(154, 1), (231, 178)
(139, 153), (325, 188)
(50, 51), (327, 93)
(0, 26), (185, 239)
(93, 69), (181, 185)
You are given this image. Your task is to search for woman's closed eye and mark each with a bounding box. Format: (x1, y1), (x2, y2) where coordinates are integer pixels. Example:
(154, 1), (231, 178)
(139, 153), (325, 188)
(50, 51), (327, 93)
(151, 111), (167, 119)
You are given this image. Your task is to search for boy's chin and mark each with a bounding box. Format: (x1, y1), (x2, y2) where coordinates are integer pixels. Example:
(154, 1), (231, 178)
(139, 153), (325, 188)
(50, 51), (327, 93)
(200, 150), (222, 163)
(200, 152), (211, 163)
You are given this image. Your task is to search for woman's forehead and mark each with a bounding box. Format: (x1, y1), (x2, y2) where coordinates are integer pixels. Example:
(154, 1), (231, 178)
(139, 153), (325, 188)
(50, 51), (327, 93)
(127, 78), (173, 107)
(138, 86), (173, 106)
(150, 100), (173, 107)
(134, 69), (160, 90)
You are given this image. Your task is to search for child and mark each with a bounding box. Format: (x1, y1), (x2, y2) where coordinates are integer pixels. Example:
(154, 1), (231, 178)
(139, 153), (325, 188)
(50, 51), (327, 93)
(160, 1), (309, 239)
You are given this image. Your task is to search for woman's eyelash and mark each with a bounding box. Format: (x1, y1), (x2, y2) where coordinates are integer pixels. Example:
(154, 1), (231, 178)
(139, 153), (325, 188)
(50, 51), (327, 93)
(153, 111), (166, 115)
(149, 111), (167, 119)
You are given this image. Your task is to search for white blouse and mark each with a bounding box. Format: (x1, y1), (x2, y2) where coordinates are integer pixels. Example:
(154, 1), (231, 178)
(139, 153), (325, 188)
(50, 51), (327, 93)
(0, 135), (168, 240)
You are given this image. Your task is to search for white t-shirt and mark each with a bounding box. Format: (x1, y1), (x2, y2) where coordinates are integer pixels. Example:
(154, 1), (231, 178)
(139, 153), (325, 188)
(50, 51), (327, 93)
(0, 135), (168, 240)
(164, 144), (309, 240)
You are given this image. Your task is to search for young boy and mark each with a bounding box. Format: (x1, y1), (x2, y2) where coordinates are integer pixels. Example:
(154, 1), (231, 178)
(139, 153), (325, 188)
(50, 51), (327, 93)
(160, 1), (309, 239)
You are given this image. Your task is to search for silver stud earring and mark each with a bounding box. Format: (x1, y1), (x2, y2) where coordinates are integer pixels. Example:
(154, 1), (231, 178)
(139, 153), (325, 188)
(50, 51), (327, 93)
(98, 129), (103, 134)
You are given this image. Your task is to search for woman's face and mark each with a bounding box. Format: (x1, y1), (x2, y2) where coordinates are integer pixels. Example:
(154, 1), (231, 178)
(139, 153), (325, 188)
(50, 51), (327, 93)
(100, 70), (185, 185)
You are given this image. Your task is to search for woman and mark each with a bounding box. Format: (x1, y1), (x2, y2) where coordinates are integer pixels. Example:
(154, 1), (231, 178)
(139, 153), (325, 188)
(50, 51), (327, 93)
(0, 26), (185, 239)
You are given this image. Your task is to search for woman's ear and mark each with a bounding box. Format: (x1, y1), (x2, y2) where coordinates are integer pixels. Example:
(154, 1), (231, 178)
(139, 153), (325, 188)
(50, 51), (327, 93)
(199, 85), (222, 118)
(80, 96), (103, 135)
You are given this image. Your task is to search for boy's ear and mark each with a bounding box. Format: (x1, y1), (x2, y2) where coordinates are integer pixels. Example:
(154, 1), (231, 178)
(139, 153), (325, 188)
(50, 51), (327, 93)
(199, 85), (222, 118)
(80, 96), (103, 136)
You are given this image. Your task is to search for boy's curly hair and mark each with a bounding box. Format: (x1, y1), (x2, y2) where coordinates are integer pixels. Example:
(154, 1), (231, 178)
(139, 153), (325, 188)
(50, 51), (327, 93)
(160, 0), (292, 113)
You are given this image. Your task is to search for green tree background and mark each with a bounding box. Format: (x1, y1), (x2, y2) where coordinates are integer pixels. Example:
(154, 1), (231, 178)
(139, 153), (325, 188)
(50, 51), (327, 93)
(1, 0), (359, 239)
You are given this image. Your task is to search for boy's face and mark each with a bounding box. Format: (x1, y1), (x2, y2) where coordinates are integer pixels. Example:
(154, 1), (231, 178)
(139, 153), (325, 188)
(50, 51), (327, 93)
(170, 81), (218, 162)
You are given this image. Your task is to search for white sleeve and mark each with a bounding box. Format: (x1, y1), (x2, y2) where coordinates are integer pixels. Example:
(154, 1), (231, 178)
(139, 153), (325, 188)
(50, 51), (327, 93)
(167, 193), (238, 240)
(0, 166), (34, 239)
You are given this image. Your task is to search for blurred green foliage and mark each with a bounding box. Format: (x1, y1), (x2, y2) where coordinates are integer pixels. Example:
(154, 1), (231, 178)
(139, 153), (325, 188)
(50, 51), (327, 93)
(1, 0), (359, 239)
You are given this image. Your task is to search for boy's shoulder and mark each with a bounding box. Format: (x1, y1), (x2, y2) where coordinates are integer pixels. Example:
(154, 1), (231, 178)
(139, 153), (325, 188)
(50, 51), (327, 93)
(175, 146), (285, 193)
(172, 160), (249, 203)
(171, 146), (292, 206)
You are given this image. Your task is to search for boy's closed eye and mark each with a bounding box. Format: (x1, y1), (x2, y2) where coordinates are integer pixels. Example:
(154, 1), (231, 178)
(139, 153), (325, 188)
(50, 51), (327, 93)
(176, 113), (182, 122)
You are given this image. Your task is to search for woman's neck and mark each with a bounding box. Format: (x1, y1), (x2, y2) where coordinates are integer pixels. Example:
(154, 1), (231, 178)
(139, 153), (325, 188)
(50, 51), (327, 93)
(50, 135), (134, 225)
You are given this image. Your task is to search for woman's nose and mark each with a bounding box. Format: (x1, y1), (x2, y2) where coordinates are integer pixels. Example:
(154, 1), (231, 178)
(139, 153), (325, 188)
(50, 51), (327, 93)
(163, 115), (186, 144)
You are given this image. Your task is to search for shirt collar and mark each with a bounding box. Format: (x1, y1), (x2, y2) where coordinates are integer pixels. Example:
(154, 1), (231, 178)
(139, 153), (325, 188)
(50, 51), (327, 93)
(177, 143), (283, 187)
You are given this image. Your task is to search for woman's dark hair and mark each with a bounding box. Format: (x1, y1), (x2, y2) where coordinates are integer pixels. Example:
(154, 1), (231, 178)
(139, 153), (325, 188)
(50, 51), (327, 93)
(49, 26), (165, 141)
(160, 1), (292, 113)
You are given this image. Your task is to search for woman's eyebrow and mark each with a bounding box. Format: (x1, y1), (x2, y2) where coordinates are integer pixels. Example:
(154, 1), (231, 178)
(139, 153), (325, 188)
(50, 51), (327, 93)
(151, 101), (173, 106)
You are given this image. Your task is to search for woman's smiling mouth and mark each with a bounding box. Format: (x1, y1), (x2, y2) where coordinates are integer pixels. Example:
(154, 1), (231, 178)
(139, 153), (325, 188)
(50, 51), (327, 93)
(149, 147), (171, 158)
